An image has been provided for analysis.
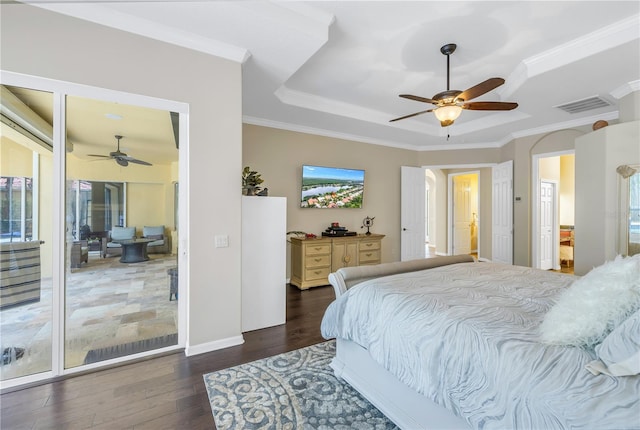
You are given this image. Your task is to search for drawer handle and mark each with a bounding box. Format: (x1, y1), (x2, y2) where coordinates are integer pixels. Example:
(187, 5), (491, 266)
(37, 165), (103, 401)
(314, 270), (322, 275)
(365, 243), (373, 247)
(314, 247), (322, 251)
(365, 253), (372, 257)
(314, 258), (322, 262)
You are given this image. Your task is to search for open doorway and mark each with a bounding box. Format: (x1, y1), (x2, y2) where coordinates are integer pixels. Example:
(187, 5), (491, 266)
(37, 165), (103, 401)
(532, 151), (575, 273)
(448, 171), (480, 258)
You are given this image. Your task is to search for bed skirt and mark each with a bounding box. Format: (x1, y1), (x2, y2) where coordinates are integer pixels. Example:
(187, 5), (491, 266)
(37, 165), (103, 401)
(331, 338), (469, 430)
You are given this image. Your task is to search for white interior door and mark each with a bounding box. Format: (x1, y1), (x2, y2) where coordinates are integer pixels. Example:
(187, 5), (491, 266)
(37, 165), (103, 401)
(401, 166), (426, 261)
(453, 175), (472, 255)
(539, 181), (554, 270)
(492, 160), (513, 264)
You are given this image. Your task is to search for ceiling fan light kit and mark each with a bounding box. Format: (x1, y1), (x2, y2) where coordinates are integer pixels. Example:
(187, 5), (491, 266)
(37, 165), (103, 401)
(434, 105), (462, 127)
(391, 43), (518, 128)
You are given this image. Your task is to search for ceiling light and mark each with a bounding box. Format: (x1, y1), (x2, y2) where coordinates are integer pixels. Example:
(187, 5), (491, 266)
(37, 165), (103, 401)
(434, 105), (462, 127)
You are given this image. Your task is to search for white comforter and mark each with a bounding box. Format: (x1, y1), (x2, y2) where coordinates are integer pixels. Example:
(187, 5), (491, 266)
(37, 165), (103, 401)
(321, 262), (640, 430)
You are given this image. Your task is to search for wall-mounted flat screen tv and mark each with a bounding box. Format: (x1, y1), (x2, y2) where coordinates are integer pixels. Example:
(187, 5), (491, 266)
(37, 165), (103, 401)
(300, 165), (365, 209)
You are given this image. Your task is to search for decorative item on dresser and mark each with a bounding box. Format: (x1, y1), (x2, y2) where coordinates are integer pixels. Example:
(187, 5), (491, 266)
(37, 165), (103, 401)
(289, 234), (384, 290)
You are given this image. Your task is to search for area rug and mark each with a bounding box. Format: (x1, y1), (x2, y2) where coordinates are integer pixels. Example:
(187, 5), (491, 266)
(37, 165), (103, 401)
(203, 340), (398, 429)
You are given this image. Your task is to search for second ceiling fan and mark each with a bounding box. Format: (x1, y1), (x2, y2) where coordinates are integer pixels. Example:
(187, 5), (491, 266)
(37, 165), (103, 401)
(390, 43), (518, 127)
(88, 135), (152, 167)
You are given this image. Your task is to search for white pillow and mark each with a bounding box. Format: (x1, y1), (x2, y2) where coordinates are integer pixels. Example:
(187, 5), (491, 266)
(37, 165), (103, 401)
(586, 309), (640, 376)
(540, 254), (640, 347)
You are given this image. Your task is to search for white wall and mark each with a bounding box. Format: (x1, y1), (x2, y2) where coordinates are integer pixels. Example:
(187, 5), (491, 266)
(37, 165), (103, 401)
(1, 4), (244, 352)
(575, 120), (640, 275)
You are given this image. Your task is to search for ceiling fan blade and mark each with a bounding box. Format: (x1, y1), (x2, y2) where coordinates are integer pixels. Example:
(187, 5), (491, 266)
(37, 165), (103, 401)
(456, 78), (505, 102)
(399, 94), (438, 104)
(389, 108), (434, 122)
(462, 101), (518, 111)
(87, 154), (112, 158)
(122, 156), (153, 166)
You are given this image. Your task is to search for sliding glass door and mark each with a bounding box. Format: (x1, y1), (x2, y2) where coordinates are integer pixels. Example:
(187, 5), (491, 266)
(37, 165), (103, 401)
(0, 72), (186, 388)
(64, 94), (180, 369)
(0, 85), (54, 381)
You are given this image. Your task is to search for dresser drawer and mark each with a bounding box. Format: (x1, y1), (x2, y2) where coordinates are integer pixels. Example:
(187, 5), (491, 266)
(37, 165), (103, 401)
(305, 244), (331, 255)
(305, 266), (331, 281)
(359, 240), (380, 251)
(359, 249), (380, 263)
(306, 254), (330, 268)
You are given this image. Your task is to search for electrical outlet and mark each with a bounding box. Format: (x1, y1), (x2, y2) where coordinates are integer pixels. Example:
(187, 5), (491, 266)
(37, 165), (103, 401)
(215, 235), (229, 248)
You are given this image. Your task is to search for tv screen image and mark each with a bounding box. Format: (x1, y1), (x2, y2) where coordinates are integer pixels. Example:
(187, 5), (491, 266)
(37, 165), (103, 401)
(300, 165), (365, 209)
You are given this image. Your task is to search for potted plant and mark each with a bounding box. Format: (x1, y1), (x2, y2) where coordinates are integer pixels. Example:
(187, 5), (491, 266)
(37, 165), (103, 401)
(242, 166), (264, 196)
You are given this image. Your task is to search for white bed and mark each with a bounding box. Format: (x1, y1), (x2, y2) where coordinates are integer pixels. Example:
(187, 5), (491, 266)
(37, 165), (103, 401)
(321, 256), (640, 430)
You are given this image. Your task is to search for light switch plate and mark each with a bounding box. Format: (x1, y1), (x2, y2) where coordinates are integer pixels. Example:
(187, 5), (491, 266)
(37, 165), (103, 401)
(215, 235), (229, 248)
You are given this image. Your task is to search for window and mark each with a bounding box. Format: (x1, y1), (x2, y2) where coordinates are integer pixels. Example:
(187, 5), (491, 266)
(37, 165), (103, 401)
(0, 176), (33, 242)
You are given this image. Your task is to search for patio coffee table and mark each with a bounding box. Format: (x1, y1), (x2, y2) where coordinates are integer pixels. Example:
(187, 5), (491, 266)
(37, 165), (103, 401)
(113, 238), (155, 263)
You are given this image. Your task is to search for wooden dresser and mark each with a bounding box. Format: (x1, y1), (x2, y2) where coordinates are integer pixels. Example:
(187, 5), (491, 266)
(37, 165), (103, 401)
(290, 234), (385, 290)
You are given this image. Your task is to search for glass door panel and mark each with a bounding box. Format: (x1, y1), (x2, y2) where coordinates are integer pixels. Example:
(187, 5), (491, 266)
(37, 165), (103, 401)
(64, 95), (179, 368)
(0, 85), (54, 381)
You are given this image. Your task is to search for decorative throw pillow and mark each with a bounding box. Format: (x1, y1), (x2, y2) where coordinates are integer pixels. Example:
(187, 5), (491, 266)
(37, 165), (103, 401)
(540, 254), (640, 347)
(111, 226), (136, 241)
(146, 234), (163, 240)
(143, 225), (165, 237)
(586, 309), (640, 376)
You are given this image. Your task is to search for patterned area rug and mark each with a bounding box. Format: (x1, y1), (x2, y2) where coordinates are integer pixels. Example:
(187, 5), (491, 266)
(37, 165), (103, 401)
(203, 341), (399, 429)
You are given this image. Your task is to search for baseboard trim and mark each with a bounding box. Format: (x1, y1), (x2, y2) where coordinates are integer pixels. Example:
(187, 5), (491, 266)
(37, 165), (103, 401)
(185, 335), (244, 357)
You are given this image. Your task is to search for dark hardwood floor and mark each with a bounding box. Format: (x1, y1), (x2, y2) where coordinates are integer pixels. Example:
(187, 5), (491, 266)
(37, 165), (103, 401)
(1, 284), (336, 429)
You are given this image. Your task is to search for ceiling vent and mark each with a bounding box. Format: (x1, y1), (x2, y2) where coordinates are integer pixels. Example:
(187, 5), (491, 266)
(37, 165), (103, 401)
(554, 96), (611, 114)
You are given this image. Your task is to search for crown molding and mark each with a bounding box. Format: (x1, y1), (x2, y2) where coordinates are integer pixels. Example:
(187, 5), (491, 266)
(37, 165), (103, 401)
(243, 115), (422, 150)
(243, 115), (510, 152)
(510, 110), (619, 140)
(28, 2), (250, 63)
(500, 14), (640, 100)
(275, 85), (438, 135)
(610, 80), (640, 100)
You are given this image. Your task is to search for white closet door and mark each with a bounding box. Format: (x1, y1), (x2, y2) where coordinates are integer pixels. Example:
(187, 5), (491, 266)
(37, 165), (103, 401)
(401, 166), (426, 261)
(492, 160), (513, 264)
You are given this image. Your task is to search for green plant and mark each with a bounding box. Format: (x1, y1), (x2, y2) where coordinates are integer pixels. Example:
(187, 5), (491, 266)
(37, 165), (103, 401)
(242, 166), (264, 195)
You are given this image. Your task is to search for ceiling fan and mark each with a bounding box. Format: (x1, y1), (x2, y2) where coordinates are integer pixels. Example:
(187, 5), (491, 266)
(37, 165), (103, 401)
(88, 135), (152, 167)
(390, 43), (518, 127)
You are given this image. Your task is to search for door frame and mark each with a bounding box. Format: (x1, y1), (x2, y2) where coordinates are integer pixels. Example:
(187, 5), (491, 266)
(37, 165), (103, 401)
(0, 70), (190, 389)
(531, 150), (573, 270)
(422, 163), (493, 260)
(447, 170), (480, 256)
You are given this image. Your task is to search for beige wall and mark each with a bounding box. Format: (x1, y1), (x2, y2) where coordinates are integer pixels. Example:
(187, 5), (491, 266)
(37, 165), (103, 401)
(539, 156), (560, 182)
(559, 155), (575, 226)
(126, 183), (167, 234)
(243, 125), (499, 268)
(2, 4), (243, 351)
(243, 124), (417, 275)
